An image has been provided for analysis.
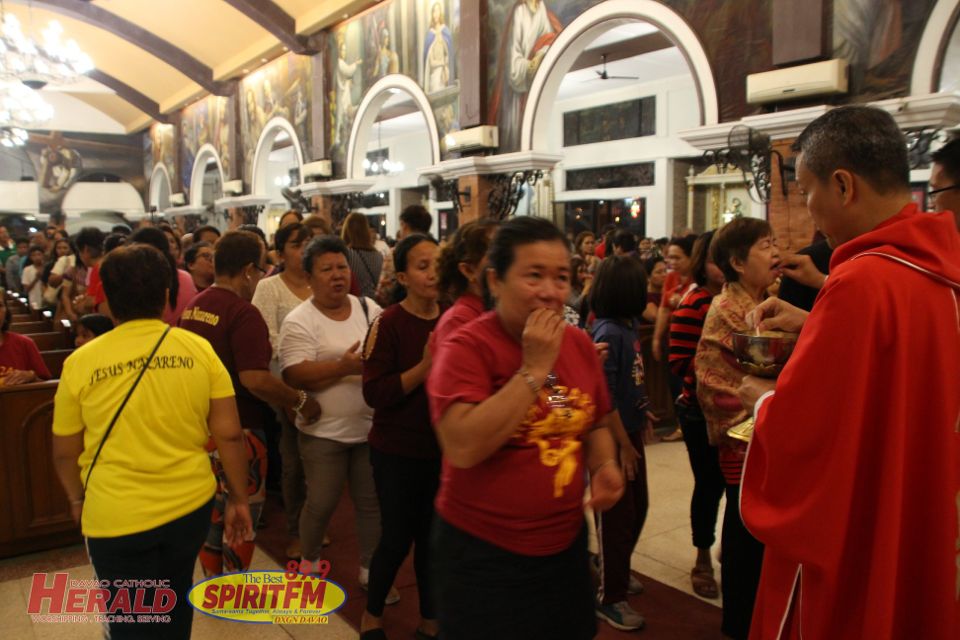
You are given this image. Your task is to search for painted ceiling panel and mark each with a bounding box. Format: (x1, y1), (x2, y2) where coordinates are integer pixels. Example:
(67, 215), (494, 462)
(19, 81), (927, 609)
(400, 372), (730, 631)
(3, 4), (197, 101)
(91, 0), (276, 67)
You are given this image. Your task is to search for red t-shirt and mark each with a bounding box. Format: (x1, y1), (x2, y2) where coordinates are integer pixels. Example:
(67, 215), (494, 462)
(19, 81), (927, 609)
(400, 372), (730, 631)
(428, 311), (611, 556)
(432, 293), (484, 349)
(87, 263), (105, 307)
(659, 271), (689, 310)
(0, 331), (51, 383)
(178, 287), (273, 431)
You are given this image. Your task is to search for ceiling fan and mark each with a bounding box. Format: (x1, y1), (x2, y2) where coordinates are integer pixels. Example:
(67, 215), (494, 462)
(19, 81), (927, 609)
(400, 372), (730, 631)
(589, 54), (639, 81)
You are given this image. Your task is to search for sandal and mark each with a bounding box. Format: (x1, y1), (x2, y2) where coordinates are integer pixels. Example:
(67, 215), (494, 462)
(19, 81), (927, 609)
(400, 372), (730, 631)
(691, 565), (719, 599)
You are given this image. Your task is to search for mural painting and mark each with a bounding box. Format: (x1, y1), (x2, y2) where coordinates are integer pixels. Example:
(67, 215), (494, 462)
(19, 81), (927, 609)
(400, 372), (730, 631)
(180, 95), (234, 200)
(239, 52), (313, 186)
(328, 0), (461, 177)
(485, 0), (775, 152)
(24, 131), (145, 215)
(833, 0), (938, 99)
(144, 122), (177, 194)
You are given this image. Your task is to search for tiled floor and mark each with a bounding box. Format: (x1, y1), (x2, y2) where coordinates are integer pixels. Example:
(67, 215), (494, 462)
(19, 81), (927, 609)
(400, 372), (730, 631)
(1, 439), (721, 639)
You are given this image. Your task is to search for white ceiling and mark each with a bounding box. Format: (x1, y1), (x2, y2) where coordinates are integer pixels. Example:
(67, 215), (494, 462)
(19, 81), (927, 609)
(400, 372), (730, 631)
(556, 46), (691, 101)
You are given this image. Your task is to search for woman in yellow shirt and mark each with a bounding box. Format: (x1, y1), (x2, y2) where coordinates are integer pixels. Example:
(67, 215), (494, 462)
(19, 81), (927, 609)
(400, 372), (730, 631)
(52, 244), (252, 640)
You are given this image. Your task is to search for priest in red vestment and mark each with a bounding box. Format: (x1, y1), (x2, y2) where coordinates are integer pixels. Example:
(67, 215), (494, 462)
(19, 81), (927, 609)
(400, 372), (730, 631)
(738, 106), (960, 640)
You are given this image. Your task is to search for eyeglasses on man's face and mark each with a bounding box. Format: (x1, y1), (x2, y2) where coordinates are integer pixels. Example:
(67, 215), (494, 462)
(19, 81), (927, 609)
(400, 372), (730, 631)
(928, 184), (960, 197)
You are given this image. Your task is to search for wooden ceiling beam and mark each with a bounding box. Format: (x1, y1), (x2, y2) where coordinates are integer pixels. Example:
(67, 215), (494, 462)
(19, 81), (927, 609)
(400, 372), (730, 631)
(221, 0), (316, 54)
(32, 0), (230, 95)
(85, 69), (169, 123)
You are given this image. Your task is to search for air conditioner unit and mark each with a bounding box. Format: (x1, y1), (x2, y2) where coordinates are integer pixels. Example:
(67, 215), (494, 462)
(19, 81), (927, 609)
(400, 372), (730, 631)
(302, 159), (332, 180)
(223, 179), (243, 196)
(746, 59), (848, 105)
(444, 125), (498, 152)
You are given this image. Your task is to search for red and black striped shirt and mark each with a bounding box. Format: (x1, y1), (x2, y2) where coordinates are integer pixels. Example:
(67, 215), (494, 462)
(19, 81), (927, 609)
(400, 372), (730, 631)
(668, 286), (713, 404)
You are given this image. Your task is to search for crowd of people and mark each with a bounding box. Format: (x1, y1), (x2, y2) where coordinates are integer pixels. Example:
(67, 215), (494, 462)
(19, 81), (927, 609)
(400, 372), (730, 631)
(0, 105), (955, 639)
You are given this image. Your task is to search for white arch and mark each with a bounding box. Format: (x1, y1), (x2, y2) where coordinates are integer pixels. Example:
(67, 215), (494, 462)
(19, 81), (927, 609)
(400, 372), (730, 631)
(252, 117), (305, 196)
(148, 163), (171, 211)
(911, 0), (960, 95)
(346, 74), (441, 180)
(189, 143), (225, 207)
(521, 0), (718, 152)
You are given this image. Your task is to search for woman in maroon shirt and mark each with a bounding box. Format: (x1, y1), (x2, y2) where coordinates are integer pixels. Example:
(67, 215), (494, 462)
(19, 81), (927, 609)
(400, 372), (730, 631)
(360, 233), (441, 640)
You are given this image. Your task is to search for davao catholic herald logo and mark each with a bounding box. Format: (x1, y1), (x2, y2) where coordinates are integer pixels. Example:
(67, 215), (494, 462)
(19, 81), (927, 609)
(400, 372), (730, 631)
(188, 561), (347, 624)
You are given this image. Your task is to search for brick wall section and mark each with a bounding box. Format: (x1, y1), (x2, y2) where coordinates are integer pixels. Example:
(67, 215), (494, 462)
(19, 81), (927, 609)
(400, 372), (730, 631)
(767, 139), (817, 252)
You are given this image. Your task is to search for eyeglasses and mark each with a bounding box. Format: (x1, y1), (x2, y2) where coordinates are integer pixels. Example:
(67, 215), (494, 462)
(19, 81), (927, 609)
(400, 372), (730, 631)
(251, 263), (267, 274)
(196, 252), (214, 261)
(928, 185), (960, 196)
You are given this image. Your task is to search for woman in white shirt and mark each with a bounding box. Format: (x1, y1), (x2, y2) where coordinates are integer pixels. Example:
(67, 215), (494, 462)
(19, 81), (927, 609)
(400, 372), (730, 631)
(279, 235), (387, 592)
(251, 222), (313, 559)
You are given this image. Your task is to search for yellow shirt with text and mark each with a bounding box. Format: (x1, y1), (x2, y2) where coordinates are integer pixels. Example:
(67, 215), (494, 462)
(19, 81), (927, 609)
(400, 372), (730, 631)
(53, 319), (235, 537)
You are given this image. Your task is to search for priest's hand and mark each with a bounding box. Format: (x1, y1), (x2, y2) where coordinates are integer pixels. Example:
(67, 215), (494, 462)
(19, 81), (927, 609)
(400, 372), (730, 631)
(746, 297), (809, 333)
(780, 253), (826, 289)
(737, 375), (777, 412)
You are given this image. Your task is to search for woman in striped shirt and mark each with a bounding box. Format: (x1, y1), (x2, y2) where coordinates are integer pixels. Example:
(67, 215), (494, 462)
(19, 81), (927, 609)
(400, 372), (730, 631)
(667, 230), (725, 600)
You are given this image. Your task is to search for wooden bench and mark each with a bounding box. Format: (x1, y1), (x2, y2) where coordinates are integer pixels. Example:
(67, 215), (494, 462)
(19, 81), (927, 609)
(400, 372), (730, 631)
(0, 380), (82, 558)
(12, 313), (31, 323)
(25, 332), (70, 351)
(41, 349), (73, 379)
(10, 320), (51, 334)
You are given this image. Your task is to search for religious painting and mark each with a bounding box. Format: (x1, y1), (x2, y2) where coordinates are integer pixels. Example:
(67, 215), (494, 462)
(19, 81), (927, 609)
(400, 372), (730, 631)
(240, 52), (313, 186)
(24, 131), (145, 215)
(327, 0), (461, 177)
(563, 97), (656, 147)
(144, 123), (177, 193)
(485, 0), (775, 151)
(180, 95), (234, 200)
(417, 0), (460, 140)
(833, 0), (937, 100)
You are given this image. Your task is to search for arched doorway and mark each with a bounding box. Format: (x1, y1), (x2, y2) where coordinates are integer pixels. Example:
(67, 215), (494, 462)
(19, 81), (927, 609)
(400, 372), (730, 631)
(518, 0), (720, 237)
(148, 163), (172, 213)
(346, 75), (443, 238)
(911, 0), (960, 94)
(252, 117), (305, 231)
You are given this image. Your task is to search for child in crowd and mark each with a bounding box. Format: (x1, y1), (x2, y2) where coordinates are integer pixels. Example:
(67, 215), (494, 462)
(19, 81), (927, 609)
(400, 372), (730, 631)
(75, 313), (114, 347)
(589, 255), (651, 632)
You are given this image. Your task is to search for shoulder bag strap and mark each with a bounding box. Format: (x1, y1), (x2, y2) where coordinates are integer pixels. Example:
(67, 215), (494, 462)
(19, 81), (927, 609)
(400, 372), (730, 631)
(359, 295), (370, 326)
(83, 325), (171, 492)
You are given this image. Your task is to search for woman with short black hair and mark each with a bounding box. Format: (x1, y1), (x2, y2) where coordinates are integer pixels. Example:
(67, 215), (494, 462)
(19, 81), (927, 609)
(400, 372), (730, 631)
(130, 226), (197, 325)
(429, 216), (624, 640)
(695, 218), (780, 639)
(279, 235), (385, 590)
(52, 243), (252, 640)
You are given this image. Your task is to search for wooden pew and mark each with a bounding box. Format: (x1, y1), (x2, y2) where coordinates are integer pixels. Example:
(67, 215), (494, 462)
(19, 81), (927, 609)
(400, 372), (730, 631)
(41, 349), (73, 379)
(10, 320), (51, 334)
(12, 313), (31, 323)
(25, 332), (70, 351)
(0, 380), (81, 557)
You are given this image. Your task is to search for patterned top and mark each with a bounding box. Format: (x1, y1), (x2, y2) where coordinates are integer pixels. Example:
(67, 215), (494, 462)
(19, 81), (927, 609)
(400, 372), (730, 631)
(694, 281), (758, 485)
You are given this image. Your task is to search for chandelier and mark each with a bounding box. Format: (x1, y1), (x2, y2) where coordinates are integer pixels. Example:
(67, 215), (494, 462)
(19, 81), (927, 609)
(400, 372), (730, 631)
(0, 124), (26, 147)
(0, 11), (93, 88)
(0, 79), (52, 125)
(362, 122), (405, 176)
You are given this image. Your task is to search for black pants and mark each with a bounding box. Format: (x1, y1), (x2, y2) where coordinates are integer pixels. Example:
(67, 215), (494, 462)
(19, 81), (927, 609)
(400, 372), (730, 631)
(432, 517), (596, 640)
(86, 498), (213, 640)
(677, 401), (726, 549)
(720, 484), (764, 640)
(366, 448), (440, 618)
(595, 429), (648, 604)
